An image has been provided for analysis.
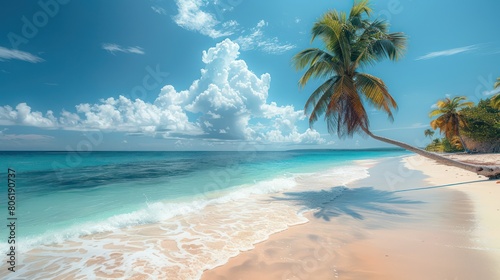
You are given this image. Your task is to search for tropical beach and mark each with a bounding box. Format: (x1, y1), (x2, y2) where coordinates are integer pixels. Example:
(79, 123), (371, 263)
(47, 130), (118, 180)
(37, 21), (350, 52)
(203, 154), (500, 280)
(1, 151), (497, 279)
(1, 0), (500, 279)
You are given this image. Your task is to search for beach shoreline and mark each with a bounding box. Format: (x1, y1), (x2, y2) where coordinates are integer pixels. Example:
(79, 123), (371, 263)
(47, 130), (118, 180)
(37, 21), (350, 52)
(202, 154), (500, 280)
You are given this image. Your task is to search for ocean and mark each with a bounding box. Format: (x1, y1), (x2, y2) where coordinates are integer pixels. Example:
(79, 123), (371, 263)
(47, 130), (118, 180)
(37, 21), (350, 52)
(0, 149), (409, 279)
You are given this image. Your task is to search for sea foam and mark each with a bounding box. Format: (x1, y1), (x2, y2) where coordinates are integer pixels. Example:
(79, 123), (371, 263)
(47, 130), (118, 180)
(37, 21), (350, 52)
(0, 164), (369, 280)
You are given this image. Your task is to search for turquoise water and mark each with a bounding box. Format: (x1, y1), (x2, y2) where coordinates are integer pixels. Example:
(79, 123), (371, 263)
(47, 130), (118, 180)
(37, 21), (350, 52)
(0, 149), (408, 248)
(0, 149), (412, 279)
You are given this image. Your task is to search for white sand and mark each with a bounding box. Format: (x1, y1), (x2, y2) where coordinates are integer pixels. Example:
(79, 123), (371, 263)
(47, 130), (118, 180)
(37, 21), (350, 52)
(203, 154), (500, 280)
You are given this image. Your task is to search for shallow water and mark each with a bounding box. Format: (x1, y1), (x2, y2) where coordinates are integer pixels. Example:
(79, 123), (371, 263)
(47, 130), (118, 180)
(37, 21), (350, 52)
(0, 150), (408, 279)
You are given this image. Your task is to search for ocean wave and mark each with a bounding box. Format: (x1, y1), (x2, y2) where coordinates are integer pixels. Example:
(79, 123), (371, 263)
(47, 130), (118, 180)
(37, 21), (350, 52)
(0, 164), (369, 280)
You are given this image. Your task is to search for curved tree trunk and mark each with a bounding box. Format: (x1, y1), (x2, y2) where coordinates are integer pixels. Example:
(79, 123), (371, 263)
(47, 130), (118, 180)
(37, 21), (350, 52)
(457, 134), (470, 153)
(362, 129), (500, 179)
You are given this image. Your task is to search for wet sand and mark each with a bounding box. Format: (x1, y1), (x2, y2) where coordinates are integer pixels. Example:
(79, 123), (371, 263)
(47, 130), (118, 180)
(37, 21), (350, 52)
(202, 154), (500, 280)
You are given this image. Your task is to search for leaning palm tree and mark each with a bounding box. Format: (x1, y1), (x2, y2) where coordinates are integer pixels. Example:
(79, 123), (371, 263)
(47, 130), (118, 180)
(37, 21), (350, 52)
(429, 96), (473, 152)
(424, 129), (434, 140)
(293, 0), (499, 178)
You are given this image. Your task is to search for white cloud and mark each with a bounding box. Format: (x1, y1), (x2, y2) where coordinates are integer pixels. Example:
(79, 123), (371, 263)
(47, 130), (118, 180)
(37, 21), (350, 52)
(0, 46), (44, 63)
(0, 39), (322, 145)
(102, 43), (145, 55)
(0, 103), (57, 127)
(74, 94), (201, 135)
(0, 98), (200, 136)
(483, 88), (500, 96)
(151, 6), (166, 15)
(416, 45), (478, 60)
(172, 3), (292, 54)
(182, 39), (316, 143)
(173, 0), (236, 38)
(222, 20), (239, 29)
(264, 128), (325, 144)
(372, 123), (430, 132)
(235, 20), (295, 54)
(0, 129), (54, 141)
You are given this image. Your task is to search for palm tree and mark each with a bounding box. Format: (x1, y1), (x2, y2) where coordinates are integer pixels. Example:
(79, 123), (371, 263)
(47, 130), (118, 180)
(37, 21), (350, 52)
(424, 129), (434, 139)
(293, 0), (499, 178)
(429, 96), (473, 152)
(492, 94), (500, 109)
(491, 77), (500, 109)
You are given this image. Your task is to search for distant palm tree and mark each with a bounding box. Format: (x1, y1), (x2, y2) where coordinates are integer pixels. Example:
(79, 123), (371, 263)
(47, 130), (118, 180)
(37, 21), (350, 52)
(424, 129), (434, 139)
(490, 93), (500, 110)
(293, 0), (499, 178)
(492, 94), (500, 109)
(491, 77), (500, 109)
(429, 96), (473, 152)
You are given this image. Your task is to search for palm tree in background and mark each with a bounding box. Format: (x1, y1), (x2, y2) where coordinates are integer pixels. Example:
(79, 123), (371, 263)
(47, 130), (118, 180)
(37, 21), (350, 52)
(424, 129), (434, 140)
(491, 77), (500, 109)
(293, 0), (499, 178)
(429, 96), (473, 152)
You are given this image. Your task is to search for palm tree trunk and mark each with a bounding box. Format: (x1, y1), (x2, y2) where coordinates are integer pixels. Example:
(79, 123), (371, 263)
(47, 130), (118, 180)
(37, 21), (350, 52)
(458, 134), (470, 153)
(362, 128), (500, 179)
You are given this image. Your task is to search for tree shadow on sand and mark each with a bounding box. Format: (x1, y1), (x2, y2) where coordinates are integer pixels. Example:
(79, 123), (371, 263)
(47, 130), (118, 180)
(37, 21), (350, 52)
(273, 186), (423, 221)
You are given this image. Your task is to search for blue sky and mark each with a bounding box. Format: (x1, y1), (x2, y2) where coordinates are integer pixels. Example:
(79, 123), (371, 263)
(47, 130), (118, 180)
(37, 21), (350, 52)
(0, 0), (499, 151)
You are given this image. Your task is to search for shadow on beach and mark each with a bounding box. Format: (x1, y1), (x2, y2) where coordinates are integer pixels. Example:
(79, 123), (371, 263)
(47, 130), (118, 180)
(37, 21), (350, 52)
(273, 186), (423, 221)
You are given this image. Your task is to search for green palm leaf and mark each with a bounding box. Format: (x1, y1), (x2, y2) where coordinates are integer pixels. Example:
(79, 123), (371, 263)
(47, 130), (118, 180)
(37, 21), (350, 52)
(355, 73), (397, 120)
(293, 0), (406, 138)
(292, 0), (500, 178)
(490, 93), (500, 109)
(429, 96), (473, 140)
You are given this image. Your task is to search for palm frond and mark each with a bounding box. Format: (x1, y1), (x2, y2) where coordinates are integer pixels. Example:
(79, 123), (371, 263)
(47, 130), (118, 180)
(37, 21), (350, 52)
(308, 78), (338, 127)
(312, 12), (352, 68)
(429, 108), (445, 118)
(355, 73), (397, 121)
(293, 0), (407, 137)
(353, 20), (406, 68)
(293, 48), (323, 70)
(325, 76), (369, 137)
(293, 50), (339, 87)
(349, 0), (372, 19)
(491, 93), (500, 109)
(368, 33), (406, 62)
(304, 76), (339, 117)
(428, 96), (472, 139)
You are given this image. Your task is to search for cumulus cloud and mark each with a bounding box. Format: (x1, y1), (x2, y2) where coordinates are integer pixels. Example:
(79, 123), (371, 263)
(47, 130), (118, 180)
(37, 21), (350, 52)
(179, 39), (314, 143)
(0, 103), (57, 127)
(0, 99), (200, 136)
(173, 0), (236, 38)
(75, 95), (201, 135)
(0, 46), (44, 63)
(235, 20), (295, 54)
(102, 43), (145, 55)
(0, 39), (323, 145)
